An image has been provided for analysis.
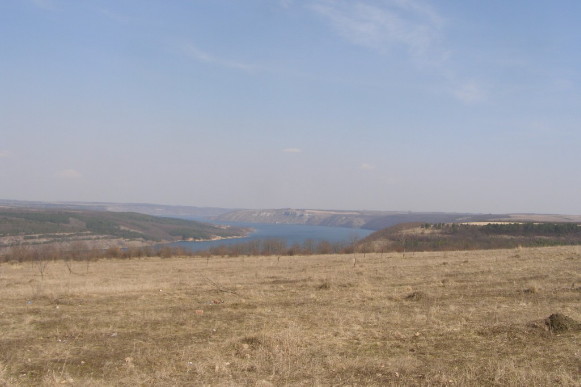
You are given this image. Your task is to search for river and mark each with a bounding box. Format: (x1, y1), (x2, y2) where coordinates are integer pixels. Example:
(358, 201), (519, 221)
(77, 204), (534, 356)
(170, 221), (374, 252)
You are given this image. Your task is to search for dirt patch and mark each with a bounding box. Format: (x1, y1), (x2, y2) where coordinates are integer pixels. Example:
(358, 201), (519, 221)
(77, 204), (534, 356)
(544, 314), (581, 333)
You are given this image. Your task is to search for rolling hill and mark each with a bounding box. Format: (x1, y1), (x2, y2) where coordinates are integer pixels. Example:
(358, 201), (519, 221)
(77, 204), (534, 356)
(0, 208), (248, 249)
(0, 199), (234, 218)
(212, 208), (508, 230)
(358, 221), (581, 253)
(213, 208), (581, 230)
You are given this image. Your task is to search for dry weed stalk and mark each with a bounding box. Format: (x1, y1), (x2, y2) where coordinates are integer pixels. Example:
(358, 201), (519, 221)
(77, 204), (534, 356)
(201, 274), (243, 298)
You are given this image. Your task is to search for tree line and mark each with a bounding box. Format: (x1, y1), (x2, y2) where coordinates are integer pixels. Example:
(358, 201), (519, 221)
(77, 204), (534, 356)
(0, 237), (358, 264)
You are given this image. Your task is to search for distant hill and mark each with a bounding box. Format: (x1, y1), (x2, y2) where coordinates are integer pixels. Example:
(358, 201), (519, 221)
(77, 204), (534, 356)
(213, 208), (581, 230)
(0, 199), (234, 218)
(0, 208), (248, 249)
(213, 208), (511, 230)
(3, 200), (580, 233)
(358, 221), (581, 253)
(213, 208), (379, 228)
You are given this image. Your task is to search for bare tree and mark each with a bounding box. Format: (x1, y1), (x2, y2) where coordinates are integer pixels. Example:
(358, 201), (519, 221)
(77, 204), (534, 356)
(400, 235), (407, 259)
(32, 246), (53, 279)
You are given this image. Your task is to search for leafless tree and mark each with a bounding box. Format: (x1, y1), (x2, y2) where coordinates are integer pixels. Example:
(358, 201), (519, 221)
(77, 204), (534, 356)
(32, 245), (55, 279)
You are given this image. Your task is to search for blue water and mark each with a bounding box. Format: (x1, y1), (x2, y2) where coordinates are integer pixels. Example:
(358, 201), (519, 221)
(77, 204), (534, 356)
(171, 221), (373, 252)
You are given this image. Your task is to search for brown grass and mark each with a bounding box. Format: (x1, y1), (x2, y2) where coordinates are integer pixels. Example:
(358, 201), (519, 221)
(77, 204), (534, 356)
(0, 246), (580, 386)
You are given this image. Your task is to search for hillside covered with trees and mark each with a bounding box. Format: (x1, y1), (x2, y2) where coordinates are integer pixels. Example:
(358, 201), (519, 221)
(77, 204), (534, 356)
(359, 222), (581, 253)
(0, 208), (247, 249)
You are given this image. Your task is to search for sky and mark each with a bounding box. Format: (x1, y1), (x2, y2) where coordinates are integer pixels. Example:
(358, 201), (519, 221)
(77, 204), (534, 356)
(1, 0), (580, 214)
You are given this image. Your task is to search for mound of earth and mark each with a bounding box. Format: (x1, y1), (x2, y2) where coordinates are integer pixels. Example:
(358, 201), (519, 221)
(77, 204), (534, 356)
(544, 313), (581, 333)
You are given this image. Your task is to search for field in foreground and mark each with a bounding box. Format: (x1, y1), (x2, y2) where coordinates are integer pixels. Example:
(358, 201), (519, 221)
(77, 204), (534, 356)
(0, 247), (580, 386)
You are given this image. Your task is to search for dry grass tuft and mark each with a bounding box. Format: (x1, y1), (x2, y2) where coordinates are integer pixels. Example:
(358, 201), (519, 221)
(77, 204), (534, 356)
(317, 280), (332, 290)
(404, 291), (429, 301)
(0, 246), (579, 385)
(522, 284), (541, 294)
(0, 362), (17, 386)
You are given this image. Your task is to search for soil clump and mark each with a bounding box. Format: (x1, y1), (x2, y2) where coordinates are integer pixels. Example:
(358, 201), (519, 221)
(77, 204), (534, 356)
(544, 313), (581, 333)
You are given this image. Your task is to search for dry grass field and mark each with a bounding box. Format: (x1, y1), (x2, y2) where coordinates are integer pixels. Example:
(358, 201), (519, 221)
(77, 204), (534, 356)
(1, 246), (580, 386)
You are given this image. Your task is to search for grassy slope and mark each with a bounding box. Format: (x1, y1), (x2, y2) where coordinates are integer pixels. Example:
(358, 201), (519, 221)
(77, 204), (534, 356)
(0, 208), (245, 243)
(0, 246), (579, 385)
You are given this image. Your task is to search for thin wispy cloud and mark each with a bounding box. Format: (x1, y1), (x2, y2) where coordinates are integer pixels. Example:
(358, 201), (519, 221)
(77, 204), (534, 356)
(181, 44), (259, 73)
(360, 163), (374, 170)
(310, 0), (445, 62)
(552, 78), (574, 92)
(55, 169), (83, 179)
(31, 0), (55, 10)
(453, 80), (487, 104)
(309, 0), (490, 104)
(283, 148), (302, 153)
(0, 150), (12, 159)
(97, 8), (130, 24)
(280, 0), (294, 9)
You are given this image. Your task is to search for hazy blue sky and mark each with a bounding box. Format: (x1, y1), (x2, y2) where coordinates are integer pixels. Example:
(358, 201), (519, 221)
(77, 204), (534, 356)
(1, 0), (580, 213)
